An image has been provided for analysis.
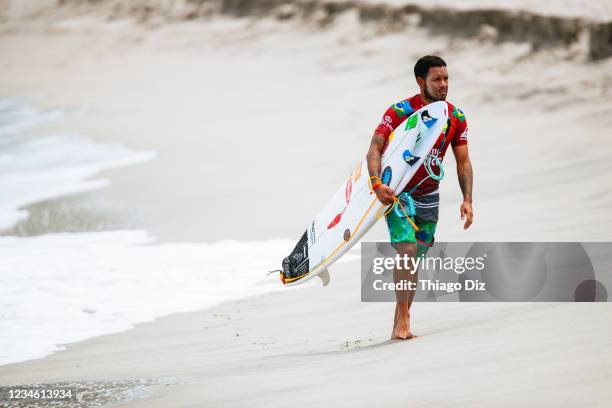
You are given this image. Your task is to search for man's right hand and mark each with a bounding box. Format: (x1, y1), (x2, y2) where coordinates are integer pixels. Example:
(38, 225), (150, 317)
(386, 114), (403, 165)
(374, 184), (395, 205)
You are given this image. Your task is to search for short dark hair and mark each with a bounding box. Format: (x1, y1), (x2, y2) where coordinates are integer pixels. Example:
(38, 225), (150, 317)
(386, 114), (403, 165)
(414, 55), (447, 79)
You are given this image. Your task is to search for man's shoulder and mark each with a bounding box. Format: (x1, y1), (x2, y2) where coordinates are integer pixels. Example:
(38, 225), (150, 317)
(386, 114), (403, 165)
(445, 100), (467, 124)
(387, 94), (420, 119)
(445, 100), (469, 145)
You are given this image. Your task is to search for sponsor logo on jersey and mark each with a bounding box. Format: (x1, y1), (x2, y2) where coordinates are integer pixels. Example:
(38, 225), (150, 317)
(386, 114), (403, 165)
(381, 120), (393, 131)
(452, 106), (466, 122)
(392, 101), (415, 119)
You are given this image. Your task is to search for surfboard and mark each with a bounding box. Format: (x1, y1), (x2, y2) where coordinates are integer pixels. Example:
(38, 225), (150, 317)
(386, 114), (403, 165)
(280, 101), (449, 286)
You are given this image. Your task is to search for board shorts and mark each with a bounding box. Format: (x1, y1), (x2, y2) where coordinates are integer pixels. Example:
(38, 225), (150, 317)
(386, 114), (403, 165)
(385, 192), (439, 258)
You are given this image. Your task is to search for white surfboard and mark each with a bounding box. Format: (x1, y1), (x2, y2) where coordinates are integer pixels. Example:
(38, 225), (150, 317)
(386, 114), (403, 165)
(280, 101), (449, 286)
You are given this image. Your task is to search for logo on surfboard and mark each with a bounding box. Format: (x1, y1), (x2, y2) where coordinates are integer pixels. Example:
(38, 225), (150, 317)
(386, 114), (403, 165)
(421, 110), (437, 128)
(381, 166), (392, 185)
(402, 149), (420, 166)
(405, 114), (418, 130)
(327, 177), (353, 229)
(309, 221), (316, 245)
(343, 228), (351, 242)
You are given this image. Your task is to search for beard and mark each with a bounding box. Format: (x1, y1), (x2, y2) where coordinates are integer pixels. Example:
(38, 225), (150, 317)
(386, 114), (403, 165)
(425, 83), (446, 102)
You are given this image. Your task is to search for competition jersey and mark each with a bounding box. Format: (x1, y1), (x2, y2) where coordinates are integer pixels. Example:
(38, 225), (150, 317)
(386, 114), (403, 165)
(374, 94), (468, 196)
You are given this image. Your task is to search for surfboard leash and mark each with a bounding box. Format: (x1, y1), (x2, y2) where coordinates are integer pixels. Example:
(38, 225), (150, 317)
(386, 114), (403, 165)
(368, 176), (420, 232)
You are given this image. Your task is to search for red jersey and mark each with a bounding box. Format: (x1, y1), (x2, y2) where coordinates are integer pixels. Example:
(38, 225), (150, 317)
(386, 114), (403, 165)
(374, 94), (468, 196)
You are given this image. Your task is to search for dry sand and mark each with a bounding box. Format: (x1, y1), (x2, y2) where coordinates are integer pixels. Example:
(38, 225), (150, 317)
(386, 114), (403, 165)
(1, 2), (612, 406)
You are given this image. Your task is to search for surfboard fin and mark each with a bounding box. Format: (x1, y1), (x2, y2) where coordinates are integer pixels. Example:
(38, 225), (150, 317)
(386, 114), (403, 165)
(317, 269), (330, 287)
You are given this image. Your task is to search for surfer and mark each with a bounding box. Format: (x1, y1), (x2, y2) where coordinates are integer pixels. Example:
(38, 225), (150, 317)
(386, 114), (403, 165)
(366, 55), (474, 340)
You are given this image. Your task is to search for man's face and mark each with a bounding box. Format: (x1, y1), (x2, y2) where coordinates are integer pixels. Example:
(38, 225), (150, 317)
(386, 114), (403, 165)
(420, 66), (448, 102)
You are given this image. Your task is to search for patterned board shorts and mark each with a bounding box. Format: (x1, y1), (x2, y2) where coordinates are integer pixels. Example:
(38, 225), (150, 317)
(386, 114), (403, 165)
(385, 192), (439, 258)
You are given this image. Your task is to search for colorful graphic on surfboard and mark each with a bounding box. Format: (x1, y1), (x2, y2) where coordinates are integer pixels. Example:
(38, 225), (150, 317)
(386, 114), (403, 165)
(280, 101), (449, 286)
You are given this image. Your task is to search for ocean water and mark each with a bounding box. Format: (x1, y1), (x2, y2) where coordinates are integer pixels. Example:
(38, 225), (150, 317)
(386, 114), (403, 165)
(0, 100), (155, 231)
(0, 100), (298, 366)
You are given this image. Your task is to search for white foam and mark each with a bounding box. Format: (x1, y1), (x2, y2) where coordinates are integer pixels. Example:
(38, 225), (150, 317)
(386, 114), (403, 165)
(0, 100), (64, 137)
(0, 231), (292, 365)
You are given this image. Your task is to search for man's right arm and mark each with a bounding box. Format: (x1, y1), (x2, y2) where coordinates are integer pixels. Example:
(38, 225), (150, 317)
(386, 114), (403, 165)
(368, 103), (409, 205)
(366, 131), (387, 179)
(367, 131), (395, 205)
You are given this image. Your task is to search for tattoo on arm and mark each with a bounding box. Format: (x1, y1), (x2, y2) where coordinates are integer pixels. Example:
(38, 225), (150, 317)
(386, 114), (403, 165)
(457, 160), (473, 202)
(367, 132), (387, 178)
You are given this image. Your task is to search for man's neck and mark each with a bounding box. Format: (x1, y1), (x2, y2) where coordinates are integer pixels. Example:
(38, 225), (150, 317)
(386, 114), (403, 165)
(419, 92), (434, 105)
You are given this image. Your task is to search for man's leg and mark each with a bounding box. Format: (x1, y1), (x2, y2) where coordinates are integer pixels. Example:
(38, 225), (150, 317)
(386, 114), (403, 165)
(391, 241), (417, 340)
(386, 192), (439, 339)
(385, 207), (418, 340)
(413, 193), (439, 259)
(415, 219), (437, 258)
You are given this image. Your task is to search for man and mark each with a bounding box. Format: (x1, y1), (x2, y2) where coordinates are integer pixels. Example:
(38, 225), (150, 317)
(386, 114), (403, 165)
(366, 55), (474, 340)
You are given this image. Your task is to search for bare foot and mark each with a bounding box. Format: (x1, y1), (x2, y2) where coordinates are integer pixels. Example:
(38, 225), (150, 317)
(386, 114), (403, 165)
(391, 323), (415, 340)
(390, 304), (399, 338)
(391, 310), (416, 340)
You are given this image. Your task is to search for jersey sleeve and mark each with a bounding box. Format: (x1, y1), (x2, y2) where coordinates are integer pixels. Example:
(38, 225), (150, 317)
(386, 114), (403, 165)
(451, 108), (468, 147)
(374, 100), (415, 140)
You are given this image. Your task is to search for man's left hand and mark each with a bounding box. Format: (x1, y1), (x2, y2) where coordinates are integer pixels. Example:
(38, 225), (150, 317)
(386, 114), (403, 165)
(460, 200), (473, 230)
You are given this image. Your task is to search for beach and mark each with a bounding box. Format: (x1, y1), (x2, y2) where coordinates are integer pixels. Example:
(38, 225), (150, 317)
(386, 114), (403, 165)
(1, 0), (612, 406)
(3, 260), (612, 407)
